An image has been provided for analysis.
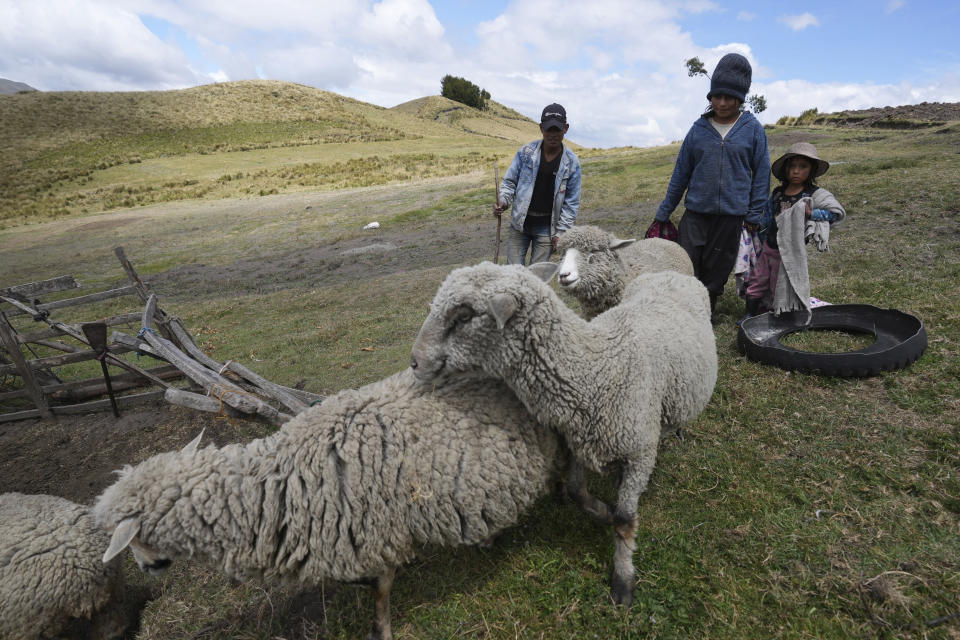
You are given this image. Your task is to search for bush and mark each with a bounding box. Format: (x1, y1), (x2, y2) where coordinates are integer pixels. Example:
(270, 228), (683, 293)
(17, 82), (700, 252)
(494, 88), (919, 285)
(441, 75), (490, 110)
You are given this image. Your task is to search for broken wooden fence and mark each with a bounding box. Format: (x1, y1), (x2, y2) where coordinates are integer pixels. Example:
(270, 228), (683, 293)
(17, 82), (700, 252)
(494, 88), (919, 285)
(1, 247), (320, 425)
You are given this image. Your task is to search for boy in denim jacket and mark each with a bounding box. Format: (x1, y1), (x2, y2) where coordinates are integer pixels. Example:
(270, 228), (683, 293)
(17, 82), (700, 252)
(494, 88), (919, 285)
(494, 103), (582, 266)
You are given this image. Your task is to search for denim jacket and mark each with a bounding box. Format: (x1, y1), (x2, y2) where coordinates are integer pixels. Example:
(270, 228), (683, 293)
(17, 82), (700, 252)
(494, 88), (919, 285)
(498, 140), (582, 236)
(656, 111), (769, 224)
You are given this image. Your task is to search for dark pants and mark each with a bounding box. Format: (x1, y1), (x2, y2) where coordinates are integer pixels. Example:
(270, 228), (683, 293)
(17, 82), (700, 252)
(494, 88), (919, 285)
(678, 210), (744, 309)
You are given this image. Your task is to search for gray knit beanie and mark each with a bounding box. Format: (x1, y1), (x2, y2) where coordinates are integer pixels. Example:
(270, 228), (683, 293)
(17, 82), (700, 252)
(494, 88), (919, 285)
(708, 53), (752, 102)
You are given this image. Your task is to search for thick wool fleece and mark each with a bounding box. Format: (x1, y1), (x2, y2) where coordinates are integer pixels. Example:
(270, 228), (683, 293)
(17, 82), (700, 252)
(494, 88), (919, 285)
(412, 263), (717, 474)
(94, 369), (558, 585)
(0, 494), (126, 640)
(558, 226), (694, 319)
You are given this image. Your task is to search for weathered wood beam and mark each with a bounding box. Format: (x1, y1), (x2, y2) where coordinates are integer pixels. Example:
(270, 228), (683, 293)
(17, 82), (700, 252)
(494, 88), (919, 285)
(221, 360), (311, 414)
(164, 388), (288, 427)
(3, 286), (139, 318)
(0, 276), (80, 300)
(48, 365), (183, 401)
(0, 344), (137, 376)
(139, 295), (289, 424)
(0, 312), (53, 419)
(18, 312), (142, 343)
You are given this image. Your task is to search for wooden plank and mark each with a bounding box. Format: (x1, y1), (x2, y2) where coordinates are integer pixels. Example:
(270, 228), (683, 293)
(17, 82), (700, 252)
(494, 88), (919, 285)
(0, 312), (53, 419)
(32, 339), (85, 354)
(50, 390), (168, 417)
(0, 276), (80, 300)
(164, 388), (286, 426)
(139, 295), (289, 425)
(222, 360), (311, 414)
(0, 407), (42, 423)
(48, 366), (184, 401)
(114, 246), (177, 343)
(0, 344), (136, 376)
(19, 312), (142, 343)
(114, 247), (151, 303)
(109, 331), (166, 360)
(0, 388), (29, 402)
(3, 286), (139, 318)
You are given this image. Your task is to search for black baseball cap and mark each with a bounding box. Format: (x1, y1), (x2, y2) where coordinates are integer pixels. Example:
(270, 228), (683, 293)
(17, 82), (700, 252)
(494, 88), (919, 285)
(540, 103), (567, 129)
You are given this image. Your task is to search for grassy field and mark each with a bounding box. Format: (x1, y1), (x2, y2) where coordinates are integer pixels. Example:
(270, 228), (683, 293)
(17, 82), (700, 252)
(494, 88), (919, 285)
(0, 81), (572, 227)
(0, 88), (958, 639)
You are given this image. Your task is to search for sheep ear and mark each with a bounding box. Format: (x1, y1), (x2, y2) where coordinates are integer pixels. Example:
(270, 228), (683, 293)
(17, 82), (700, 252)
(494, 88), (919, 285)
(488, 294), (518, 330)
(609, 238), (637, 251)
(103, 517), (140, 563)
(182, 429), (204, 454)
(528, 262), (559, 282)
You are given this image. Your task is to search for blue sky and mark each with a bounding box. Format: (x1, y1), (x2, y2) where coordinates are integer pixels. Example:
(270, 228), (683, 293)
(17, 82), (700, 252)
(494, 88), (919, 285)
(1, 0), (957, 148)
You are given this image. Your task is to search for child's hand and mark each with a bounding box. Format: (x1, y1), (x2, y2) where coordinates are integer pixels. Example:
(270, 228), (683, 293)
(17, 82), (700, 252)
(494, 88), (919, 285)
(804, 198), (813, 219)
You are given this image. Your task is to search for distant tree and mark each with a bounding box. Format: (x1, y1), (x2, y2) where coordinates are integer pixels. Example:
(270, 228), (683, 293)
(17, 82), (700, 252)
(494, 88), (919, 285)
(685, 57), (708, 78)
(684, 56), (767, 114)
(441, 75), (489, 110)
(747, 94), (767, 114)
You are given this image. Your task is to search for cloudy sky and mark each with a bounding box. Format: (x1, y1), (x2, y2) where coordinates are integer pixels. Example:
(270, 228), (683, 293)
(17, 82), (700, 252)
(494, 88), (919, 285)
(1, 0), (958, 148)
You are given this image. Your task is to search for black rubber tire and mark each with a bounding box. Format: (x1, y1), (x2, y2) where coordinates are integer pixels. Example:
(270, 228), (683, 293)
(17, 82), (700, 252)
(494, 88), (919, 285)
(736, 304), (927, 377)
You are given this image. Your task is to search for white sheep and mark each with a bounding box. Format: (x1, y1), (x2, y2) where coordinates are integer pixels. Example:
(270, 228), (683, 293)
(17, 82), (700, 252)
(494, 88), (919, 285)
(94, 368), (559, 640)
(0, 493), (127, 640)
(410, 262), (717, 605)
(556, 225), (694, 319)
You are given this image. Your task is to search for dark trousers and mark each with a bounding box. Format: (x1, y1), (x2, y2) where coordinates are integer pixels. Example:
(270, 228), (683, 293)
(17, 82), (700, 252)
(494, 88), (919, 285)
(678, 210), (744, 306)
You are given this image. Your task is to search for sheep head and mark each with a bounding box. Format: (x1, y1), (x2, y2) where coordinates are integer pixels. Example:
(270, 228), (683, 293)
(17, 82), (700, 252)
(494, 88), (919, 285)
(557, 226), (635, 292)
(410, 262), (558, 383)
(96, 431), (203, 573)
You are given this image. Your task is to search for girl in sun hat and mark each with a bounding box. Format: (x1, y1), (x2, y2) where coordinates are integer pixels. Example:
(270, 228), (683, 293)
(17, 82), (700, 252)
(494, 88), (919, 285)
(742, 141), (846, 317)
(651, 52), (770, 317)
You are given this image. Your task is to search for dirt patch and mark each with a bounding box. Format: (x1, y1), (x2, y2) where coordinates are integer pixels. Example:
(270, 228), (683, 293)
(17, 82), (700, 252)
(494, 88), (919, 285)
(72, 216), (145, 232)
(145, 207), (643, 300)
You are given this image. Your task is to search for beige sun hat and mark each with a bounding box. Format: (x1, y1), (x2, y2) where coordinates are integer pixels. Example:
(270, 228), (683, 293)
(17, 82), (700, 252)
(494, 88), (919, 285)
(771, 142), (830, 180)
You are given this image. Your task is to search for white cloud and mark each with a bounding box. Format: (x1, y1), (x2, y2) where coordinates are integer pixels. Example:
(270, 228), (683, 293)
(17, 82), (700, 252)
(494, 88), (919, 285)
(885, 0), (905, 13)
(779, 13), (820, 31)
(756, 76), (960, 127)
(0, 0), (202, 90)
(0, 0), (957, 148)
(737, 11), (756, 21)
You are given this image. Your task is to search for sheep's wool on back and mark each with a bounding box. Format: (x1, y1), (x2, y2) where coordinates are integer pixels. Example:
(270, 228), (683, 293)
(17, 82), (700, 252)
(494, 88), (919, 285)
(0, 493), (124, 640)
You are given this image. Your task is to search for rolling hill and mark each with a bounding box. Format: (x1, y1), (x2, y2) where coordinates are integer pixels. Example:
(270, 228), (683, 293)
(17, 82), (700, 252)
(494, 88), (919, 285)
(0, 80), (552, 227)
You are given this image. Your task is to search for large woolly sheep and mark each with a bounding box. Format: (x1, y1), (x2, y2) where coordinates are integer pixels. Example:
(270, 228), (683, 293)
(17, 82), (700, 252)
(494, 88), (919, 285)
(94, 368), (559, 640)
(410, 262), (717, 605)
(0, 493), (127, 640)
(556, 225), (694, 319)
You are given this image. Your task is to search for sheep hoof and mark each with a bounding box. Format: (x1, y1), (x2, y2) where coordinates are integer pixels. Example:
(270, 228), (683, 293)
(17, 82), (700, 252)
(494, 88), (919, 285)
(610, 574), (635, 606)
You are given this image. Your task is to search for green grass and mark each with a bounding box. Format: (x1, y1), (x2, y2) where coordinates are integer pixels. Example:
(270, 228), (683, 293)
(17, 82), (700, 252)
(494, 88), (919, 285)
(2, 108), (959, 639)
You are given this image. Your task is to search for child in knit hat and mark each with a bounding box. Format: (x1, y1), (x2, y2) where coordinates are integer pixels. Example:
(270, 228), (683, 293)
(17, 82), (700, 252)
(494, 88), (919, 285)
(742, 142), (846, 316)
(651, 53), (770, 317)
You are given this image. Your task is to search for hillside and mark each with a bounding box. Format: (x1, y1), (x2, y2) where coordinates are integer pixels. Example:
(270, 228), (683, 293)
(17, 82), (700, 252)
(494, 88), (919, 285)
(391, 95), (547, 144)
(0, 78), (36, 95)
(0, 80), (548, 227)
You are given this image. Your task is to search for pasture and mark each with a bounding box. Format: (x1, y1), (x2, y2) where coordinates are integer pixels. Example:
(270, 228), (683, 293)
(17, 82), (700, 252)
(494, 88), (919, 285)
(0, 86), (957, 638)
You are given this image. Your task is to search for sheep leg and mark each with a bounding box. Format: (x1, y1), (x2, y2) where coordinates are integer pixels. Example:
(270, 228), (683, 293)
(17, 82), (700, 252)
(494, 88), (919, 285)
(609, 455), (655, 606)
(367, 566), (396, 640)
(566, 460), (615, 524)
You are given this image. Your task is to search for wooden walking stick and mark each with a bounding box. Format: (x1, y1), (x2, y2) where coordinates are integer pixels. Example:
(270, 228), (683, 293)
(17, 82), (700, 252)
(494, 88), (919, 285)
(493, 162), (502, 263)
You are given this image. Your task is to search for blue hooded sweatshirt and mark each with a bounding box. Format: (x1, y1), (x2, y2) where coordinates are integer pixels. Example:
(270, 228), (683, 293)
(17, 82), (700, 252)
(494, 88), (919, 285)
(655, 111), (769, 224)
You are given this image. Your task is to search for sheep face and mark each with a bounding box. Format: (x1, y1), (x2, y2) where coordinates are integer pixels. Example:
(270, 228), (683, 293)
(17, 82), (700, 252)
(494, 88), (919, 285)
(95, 432), (203, 574)
(411, 262), (558, 383)
(556, 230), (635, 295)
(103, 516), (173, 575)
